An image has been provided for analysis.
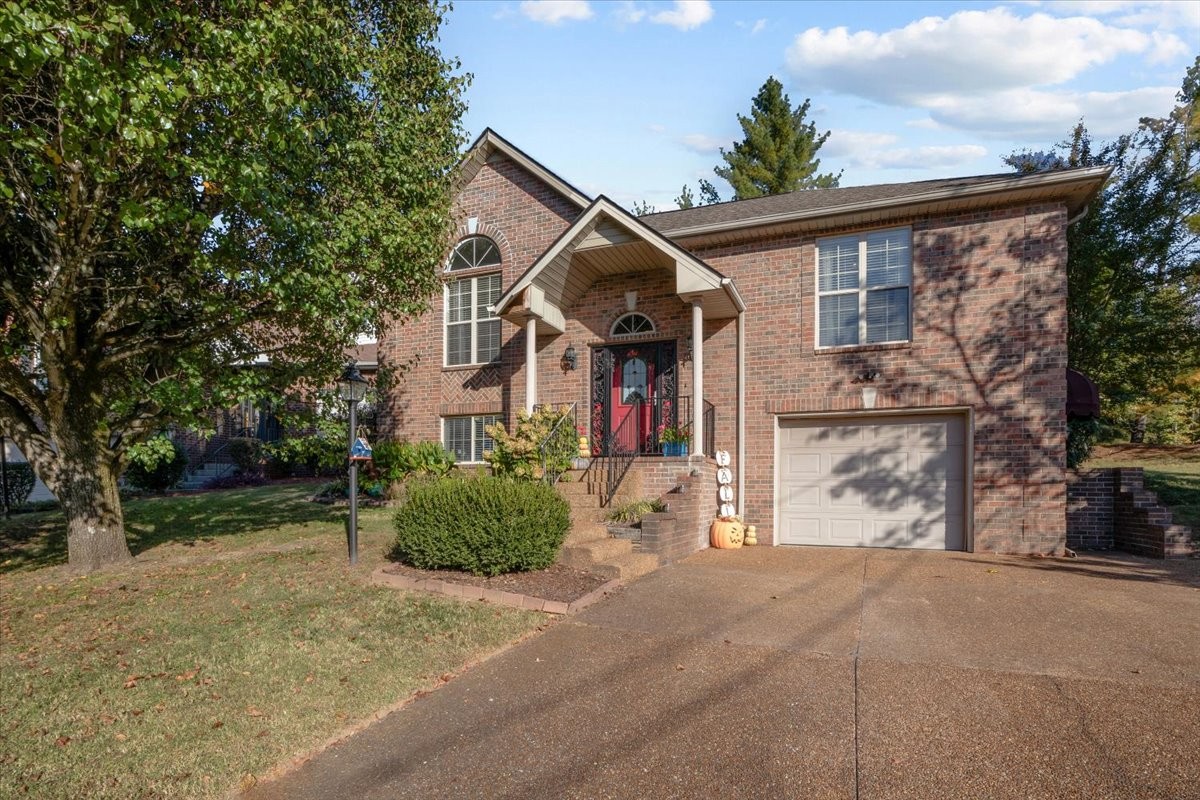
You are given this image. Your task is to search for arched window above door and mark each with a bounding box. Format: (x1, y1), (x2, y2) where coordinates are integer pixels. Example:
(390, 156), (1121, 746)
(611, 312), (654, 337)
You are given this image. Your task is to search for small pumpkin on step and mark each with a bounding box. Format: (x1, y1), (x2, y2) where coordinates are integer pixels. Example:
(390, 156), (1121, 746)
(710, 514), (745, 549)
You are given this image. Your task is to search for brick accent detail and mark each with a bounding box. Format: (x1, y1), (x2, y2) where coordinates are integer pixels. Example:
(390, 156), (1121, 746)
(1066, 468), (1195, 558)
(1066, 469), (1116, 550)
(637, 458), (719, 563)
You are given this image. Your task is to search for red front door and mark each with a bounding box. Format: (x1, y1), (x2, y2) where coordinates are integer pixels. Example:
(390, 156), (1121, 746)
(610, 348), (655, 452)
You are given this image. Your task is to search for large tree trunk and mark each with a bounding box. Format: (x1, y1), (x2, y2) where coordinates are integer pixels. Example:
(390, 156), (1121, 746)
(56, 445), (131, 571)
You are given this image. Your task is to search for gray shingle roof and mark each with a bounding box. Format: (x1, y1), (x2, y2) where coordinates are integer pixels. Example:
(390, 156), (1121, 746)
(640, 172), (1039, 233)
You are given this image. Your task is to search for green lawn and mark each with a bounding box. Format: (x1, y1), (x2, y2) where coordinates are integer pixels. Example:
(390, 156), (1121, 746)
(0, 484), (544, 799)
(1086, 445), (1200, 534)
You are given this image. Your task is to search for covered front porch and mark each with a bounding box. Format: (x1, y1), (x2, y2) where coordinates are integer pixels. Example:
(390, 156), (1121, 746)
(492, 196), (744, 486)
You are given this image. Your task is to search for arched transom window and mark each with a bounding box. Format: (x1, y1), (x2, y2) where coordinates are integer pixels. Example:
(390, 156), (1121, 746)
(445, 236), (502, 366)
(611, 312), (655, 337)
(448, 235), (502, 272)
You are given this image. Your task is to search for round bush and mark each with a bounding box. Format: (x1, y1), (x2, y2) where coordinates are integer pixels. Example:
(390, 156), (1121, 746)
(390, 476), (570, 576)
(2, 462), (36, 508)
(124, 437), (188, 492)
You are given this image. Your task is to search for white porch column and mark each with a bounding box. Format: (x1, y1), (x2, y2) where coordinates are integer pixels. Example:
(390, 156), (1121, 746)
(524, 317), (537, 414)
(691, 299), (704, 457)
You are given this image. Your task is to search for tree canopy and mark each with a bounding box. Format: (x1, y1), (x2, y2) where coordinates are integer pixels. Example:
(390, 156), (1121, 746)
(0, 1), (467, 569)
(1008, 57), (1200, 440)
(714, 76), (840, 200)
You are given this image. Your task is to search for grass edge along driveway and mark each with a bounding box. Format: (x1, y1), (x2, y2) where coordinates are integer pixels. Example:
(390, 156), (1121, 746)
(0, 483), (546, 799)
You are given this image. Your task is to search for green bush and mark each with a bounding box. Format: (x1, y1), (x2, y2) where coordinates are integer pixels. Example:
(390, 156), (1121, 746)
(1067, 417), (1101, 469)
(124, 435), (188, 492)
(484, 405), (577, 481)
(607, 498), (668, 524)
(2, 462), (36, 508)
(226, 437), (264, 475)
(372, 440), (455, 483)
(390, 476), (570, 576)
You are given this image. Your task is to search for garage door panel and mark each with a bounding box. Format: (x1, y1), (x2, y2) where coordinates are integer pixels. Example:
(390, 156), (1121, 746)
(777, 414), (967, 551)
(828, 518), (864, 544)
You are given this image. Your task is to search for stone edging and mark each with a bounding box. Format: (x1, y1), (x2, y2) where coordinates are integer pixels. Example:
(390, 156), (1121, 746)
(370, 567), (620, 615)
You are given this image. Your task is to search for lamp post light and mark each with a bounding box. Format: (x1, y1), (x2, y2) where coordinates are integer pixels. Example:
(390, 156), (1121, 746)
(337, 363), (369, 565)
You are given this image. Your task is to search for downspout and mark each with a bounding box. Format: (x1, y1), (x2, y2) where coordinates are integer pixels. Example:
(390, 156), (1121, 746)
(737, 310), (745, 519)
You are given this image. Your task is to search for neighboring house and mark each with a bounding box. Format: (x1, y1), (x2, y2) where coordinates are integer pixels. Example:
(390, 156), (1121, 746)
(2, 437), (54, 503)
(377, 129), (1109, 555)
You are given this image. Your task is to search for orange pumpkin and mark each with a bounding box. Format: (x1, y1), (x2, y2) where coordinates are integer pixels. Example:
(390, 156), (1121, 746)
(710, 519), (745, 549)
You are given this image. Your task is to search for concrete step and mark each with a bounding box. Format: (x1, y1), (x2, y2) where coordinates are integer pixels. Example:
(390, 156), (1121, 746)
(558, 536), (633, 569)
(600, 551), (660, 582)
(566, 522), (612, 546)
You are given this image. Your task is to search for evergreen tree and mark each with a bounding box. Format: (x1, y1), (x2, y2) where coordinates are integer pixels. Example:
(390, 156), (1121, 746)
(714, 76), (840, 199)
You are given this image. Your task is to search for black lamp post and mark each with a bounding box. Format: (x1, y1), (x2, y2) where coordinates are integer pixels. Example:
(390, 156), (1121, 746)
(337, 363), (369, 565)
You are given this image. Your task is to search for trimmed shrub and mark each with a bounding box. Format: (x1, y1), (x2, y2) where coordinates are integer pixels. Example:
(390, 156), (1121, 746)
(390, 476), (570, 576)
(2, 462), (36, 508)
(124, 435), (188, 493)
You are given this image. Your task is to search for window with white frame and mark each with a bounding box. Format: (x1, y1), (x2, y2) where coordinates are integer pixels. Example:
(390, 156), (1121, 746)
(445, 236), (502, 366)
(611, 312), (655, 337)
(442, 414), (500, 463)
(816, 228), (911, 347)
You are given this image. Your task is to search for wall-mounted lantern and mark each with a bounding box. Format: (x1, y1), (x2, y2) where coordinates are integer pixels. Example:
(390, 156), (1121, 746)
(562, 344), (578, 371)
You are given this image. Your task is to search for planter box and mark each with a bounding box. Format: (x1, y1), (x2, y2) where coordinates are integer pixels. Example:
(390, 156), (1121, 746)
(662, 442), (689, 457)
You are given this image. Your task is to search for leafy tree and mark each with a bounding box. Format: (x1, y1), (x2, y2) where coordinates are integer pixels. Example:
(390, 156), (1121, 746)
(674, 184), (695, 209)
(714, 76), (840, 199)
(674, 178), (723, 210)
(1009, 58), (1200, 433)
(631, 199), (657, 216)
(0, 2), (466, 570)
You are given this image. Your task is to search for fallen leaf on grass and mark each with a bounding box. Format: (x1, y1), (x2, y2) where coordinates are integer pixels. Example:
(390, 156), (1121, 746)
(115, 733), (127, 742)
(175, 667), (200, 682)
(246, 707), (264, 717)
(123, 677), (139, 689)
(211, 721), (223, 730)
(54, 736), (70, 747)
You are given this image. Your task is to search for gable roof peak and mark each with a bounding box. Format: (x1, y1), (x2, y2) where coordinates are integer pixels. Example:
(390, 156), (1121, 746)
(458, 129), (591, 209)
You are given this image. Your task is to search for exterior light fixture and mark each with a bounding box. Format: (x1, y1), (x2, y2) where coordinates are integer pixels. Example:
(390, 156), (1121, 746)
(337, 363), (369, 565)
(562, 345), (578, 371)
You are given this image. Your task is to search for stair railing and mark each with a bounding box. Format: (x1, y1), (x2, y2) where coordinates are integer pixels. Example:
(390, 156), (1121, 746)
(600, 400), (642, 507)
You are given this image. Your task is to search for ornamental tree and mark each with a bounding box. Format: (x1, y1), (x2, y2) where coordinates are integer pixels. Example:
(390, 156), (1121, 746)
(0, 1), (466, 570)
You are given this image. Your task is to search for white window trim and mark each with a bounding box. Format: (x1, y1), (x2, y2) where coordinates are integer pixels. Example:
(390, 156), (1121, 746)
(440, 414), (500, 464)
(610, 312), (656, 337)
(443, 273), (502, 367)
(814, 227), (912, 349)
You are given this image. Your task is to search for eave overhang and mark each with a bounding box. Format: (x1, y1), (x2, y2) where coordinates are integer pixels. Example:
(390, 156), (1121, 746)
(494, 196), (744, 335)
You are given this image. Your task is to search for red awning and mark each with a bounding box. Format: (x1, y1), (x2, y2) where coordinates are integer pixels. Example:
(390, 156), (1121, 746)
(1066, 368), (1100, 419)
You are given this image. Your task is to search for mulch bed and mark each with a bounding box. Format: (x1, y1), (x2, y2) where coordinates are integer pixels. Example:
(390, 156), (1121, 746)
(381, 562), (610, 604)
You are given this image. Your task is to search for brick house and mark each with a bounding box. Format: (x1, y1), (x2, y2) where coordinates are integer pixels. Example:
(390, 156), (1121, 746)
(377, 129), (1109, 558)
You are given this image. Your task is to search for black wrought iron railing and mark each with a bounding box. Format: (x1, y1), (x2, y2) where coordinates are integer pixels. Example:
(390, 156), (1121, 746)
(602, 399), (642, 506)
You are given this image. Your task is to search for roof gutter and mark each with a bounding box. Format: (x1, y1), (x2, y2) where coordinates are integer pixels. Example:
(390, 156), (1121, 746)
(659, 166), (1113, 240)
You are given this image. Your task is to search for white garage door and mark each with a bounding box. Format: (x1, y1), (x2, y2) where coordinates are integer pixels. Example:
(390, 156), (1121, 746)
(777, 414), (966, 550)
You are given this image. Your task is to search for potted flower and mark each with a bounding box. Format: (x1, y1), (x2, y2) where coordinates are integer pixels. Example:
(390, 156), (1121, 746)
(710, 513), (745, 549)
(658, 423), (690, 457)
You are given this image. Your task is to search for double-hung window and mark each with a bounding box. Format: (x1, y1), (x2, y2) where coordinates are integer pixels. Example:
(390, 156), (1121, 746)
(442, 414), (500, 463)
(816, 228), (911, 347)
(445, 236), (502, 366)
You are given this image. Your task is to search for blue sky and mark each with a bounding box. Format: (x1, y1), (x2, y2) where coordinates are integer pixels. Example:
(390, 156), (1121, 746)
(439, 0), (1198, 210)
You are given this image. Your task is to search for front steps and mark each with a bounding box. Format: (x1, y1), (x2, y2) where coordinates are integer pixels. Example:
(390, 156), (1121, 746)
(177, 462), (235, 491)
(555, 470), (660, 582)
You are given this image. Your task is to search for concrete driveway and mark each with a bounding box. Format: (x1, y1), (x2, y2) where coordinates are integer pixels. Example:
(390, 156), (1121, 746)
(246, 547), (1200, 799)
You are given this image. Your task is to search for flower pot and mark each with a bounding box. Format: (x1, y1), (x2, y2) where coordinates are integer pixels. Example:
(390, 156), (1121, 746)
(662, 442), (689, 457)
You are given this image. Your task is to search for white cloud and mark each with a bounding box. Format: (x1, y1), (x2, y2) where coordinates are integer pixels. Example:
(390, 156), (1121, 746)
(650, 0), (714, 31)
(923, 85), (1179, 139)
(784, 7), (1183, 104)
(520, 0), (593, 25)
(614, 1), (646, 24)
(647, 123), (667, 134)
(678, 132), (728, 154)
(1037, 1), (1200, 32)
(823, 130), (986, 171)
(736, 18), (767, 35)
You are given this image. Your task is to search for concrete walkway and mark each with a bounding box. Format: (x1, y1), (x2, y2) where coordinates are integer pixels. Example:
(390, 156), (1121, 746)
(245, 547), (1200, 799)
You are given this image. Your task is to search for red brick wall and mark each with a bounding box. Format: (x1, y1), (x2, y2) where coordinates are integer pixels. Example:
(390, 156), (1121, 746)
(1066, 468), (1115, 550)
(687, 205), (1070, 554)
(377, 153), (581, 442)
(380, 149), (1071, 554)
